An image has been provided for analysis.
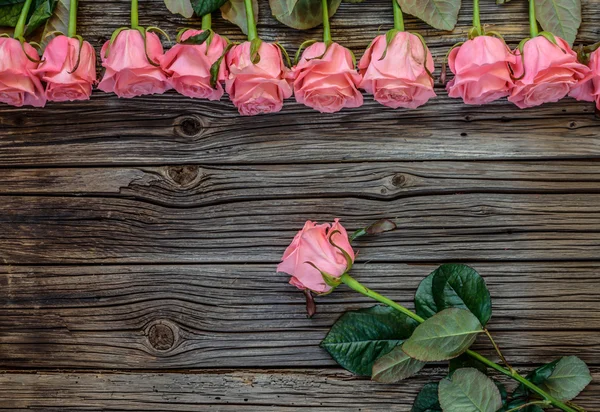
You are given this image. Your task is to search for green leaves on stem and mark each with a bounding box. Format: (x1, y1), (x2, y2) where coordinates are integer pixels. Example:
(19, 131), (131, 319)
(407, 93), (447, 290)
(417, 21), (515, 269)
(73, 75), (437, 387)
(438, 368), (503, 412)
(396, 0), (461, 31)
(270, 0), (341, 30)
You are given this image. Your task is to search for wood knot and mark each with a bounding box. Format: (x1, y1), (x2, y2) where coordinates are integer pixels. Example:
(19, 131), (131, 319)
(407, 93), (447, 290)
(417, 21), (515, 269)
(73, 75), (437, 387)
(568, 121), (577, 129)
(392, 173), (407, 187)
(147, 321), (177, 351)
(167, 165), (199, 187)
(174, 115), (203, 138)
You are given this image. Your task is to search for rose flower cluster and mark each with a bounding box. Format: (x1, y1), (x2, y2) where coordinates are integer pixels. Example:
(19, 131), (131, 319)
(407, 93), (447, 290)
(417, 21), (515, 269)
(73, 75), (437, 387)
(1, 27), (599, 114)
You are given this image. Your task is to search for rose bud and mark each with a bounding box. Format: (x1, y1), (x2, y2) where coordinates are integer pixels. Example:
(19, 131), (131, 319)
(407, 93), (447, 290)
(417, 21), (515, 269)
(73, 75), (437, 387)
(159, 29), (228, 100)
(291, 42), (363, 113)
(277, 219), (355, 294)
(98, 29), (170, 98)
(34, 35), (97, 102)
(446, 36), (517, 105)
(225, 41), (292, 116)
(0, 37), (46, 107)
(569, 48), (600, 110)
(508, 35), (590, 108)
(358, 32), (435, 109)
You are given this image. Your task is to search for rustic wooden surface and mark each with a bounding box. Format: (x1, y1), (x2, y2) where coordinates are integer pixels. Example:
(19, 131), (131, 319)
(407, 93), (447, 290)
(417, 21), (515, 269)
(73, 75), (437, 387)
(1, 0), (600, 409)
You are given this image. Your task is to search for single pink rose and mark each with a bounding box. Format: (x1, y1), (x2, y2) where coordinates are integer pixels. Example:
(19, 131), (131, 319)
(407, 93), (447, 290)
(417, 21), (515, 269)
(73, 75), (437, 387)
(34, 35), (96, 102)
(160, 30), (228, 100)
(508, 36), (590, 108)
(225, 41), (292, 116)
(446, 35), (517, 105)
(0, 37), (46, 107)
(98, 29), (170, 98)
(359, 32), (435, 109)
(569, 49), (600, 110)
(292, 42), (363, 113)
(277, 219), (355, 294)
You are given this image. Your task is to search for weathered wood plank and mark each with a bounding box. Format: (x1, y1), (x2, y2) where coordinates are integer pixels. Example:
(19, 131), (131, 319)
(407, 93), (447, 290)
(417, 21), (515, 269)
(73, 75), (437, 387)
(1, 162), (600, 206)
(1, 193), (599, 263)
(0, 368), (597, 410)
(1, 263), (598, 369)
(1, 95), (598, 166)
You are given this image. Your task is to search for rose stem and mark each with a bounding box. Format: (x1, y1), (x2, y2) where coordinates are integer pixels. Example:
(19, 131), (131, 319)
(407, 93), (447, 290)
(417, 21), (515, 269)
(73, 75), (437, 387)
(131, 0), (138, 29)
(529, 0), (539, 37)
(321, 0), (332, 43)
(339, 273), (580, 412)
(202, 13), (211, 31)
(244, 0), (257, 41)
(392, 0), (404, 32)
(68, 0), (78, 37)
(13, 0), (34, 39)
(473, 0), (482, 34)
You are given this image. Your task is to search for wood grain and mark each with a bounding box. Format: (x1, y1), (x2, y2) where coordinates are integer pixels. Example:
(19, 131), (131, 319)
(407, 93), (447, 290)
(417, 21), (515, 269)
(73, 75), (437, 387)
(0, 368), (597, 411)
(1, 263), (598, 369)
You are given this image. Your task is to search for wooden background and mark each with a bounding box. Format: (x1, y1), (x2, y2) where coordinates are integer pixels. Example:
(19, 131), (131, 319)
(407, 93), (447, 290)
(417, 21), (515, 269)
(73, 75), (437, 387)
(1, 0), (600, 409)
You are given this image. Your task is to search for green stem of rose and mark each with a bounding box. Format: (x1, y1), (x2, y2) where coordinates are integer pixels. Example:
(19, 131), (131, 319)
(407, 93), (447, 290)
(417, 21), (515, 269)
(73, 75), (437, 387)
(201, 13), (212, 31)
(392, 0), (404, 32)
(244, 0), (258, 41)
(473, 0), (482, 34)
(13, 0), (34, 39)
(68, 0), (78, 37)
(529, 0), (539, 37)
(130, 0), (139, 28)
(340, 273), (580, 412)
(322, 0), (332, 43)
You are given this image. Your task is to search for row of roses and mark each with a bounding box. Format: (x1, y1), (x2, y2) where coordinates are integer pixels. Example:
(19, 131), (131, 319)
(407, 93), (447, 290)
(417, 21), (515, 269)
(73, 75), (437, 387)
(2, 0), (600, 115)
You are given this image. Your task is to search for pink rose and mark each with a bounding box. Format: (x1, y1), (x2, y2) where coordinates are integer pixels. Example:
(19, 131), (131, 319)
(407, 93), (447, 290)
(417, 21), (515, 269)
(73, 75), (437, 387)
(509, 36), (590, 108)
(0, 37), (46, 107)
(160, 30), (228, 100)
(359, 32), (435, 109)
(98, 29), (170, 98)
(446, 35), (517, 105)
(225, 41), (292, 116)
(277, 219), (355, 294)
(292, 42), (363, 113)
(569, 49), (600, 110)
(34, 35), (96, 102)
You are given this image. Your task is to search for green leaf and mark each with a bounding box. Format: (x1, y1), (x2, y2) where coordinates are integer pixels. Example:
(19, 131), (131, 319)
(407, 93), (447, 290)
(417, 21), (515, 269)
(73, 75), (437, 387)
(535, 0), (581, 46)
(40, 0), (67, 47)
(438, 368), (503, 412)
(372, 346), (426, 383)
(411, 383), (442, 412)
(221, 0), (258, 35)
(164, 0), (193, 18)
(540, 356), (592, 401)
(397, 0), (461, 31)
(270, 0), (341, 30)
(402, 308), (483, 362)
(495, 380), (508, 409)
(449, 353), (487, 375)
(25, 0), (57, 35)
(191, 0), (227, 17)
(321, 305), (419, 376)
(431, 264), (492, 326)
(0, 2), (25, 27)
(512, 359), (559, 400)
(415, 273), (439, 320)
(0, 0), (56, 32)
(180, 30), (211, 45)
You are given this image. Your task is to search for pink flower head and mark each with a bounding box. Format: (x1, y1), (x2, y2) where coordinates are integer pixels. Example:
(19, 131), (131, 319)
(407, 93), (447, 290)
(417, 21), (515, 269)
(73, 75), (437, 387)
(292, 42), (363, 113)
(34, 35), (97, 102)
(160, 29), (228, 100)
(0, 37), (46, 107)
(225, 41), (292, 116)
(446, 35), (517, 105)
(98, 29), (170, 98)
(569, 48), (600, 110)
(509, 35), (590, 108)
(277, 219), (355, 294)
(359, 32), (435, 109)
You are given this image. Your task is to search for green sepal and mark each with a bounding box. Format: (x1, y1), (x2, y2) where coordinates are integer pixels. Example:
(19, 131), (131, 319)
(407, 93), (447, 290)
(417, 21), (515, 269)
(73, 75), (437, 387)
(294, 39), (318, 64)
(179, 29), (212, 46)
(0, 33), (10, 38)
(411, 31), (434, 80)
(104, 26), (129, 58)
(328, 229), (354, 273)
(250, 37), (262, 64)
(209, 42), (235, 89)
(517, 37), (531, 54)
(134, 26), (159, 67)
(583, 41), (600, 54)
(147, 26), (171, 43)
(444, 41), (464, 60)
(274, 42), (291, 68)
(468, 26), (482, 40)
(16, 36), (41, 63)
(378, 28), (400, 61)
(304, 262), (342, 293)
(67, 34), (84, 74)
(44, 30), (65, 39)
